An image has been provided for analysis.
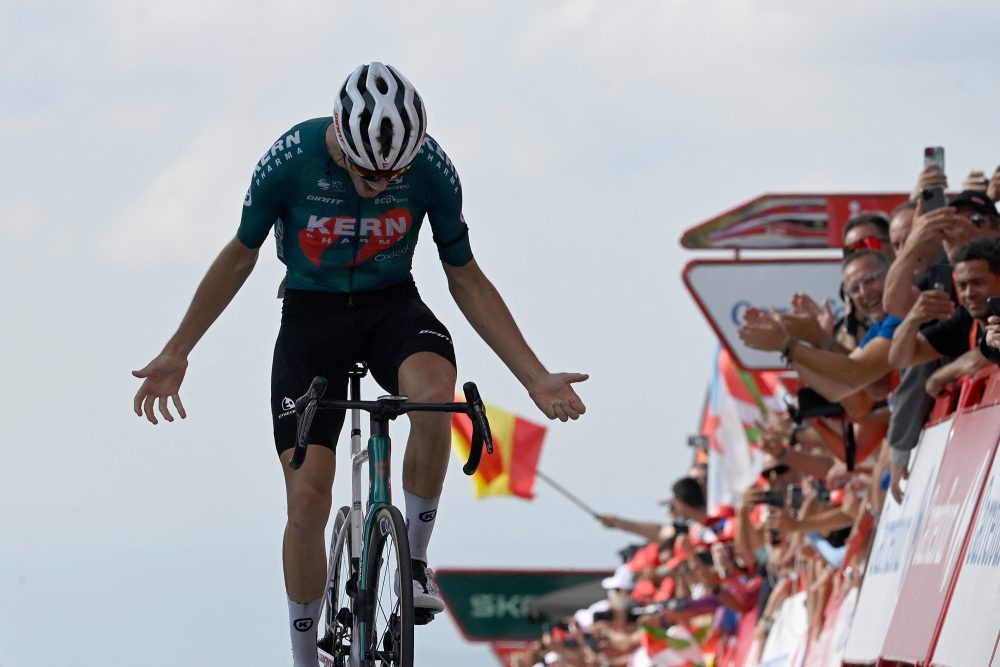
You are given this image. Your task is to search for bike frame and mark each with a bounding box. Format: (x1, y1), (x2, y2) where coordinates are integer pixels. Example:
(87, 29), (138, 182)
(330, 367), (397, 666)
(299, 366), (492, 666)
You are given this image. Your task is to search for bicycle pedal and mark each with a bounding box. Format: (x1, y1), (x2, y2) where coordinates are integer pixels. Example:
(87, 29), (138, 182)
(413, 609), (436, 626)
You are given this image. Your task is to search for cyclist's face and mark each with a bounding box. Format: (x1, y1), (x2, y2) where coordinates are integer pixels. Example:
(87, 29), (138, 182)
(347, 170), (392, 198)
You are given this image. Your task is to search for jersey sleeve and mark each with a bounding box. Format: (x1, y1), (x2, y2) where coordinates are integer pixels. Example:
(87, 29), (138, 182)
(237, 127), (301, 249)
(420, 137), (473, 267)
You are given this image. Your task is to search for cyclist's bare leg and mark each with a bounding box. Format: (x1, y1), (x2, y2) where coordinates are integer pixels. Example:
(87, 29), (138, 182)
(398, 352), (457, 497)
(280, 444), (336, 601)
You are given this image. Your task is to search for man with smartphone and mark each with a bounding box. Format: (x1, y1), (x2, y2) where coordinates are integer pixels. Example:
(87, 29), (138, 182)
(880, 150), (996, 502)
(888, 236), (1000, 385)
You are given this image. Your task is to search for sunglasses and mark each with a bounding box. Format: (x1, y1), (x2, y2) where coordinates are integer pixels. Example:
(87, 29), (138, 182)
(762, 464), (791, 480)
(346, 159), (412, 183)
(844, 268), (887, 299)
(842, 236), (886, 258)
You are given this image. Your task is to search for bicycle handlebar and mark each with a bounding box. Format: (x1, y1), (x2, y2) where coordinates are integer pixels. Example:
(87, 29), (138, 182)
(290, 376), (493, 474)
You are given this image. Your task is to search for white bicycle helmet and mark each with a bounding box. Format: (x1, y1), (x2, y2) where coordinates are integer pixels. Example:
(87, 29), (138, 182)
(333, 62), (427, 173)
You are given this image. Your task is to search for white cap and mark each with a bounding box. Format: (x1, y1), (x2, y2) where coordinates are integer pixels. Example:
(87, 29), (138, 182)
(601, 564), (635, 591)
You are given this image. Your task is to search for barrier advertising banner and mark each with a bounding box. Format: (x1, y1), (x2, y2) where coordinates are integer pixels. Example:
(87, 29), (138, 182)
(757, 591), (808, 667)
(931, 430), (1000, 667)
(841, 421), (951, 665)
(879, 407), (1000, 664)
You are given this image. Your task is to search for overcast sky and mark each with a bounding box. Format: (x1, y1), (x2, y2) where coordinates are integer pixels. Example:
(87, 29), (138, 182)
(2, 1), (999, 665)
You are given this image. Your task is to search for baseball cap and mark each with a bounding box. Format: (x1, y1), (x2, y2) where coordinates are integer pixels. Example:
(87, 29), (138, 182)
(948, 190), (998, 217)
(601, 564), (635, 591)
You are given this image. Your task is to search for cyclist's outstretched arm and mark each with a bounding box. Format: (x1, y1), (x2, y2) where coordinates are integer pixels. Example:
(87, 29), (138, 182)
(133, 236), (259, 424)
(443, 259), (587, 421)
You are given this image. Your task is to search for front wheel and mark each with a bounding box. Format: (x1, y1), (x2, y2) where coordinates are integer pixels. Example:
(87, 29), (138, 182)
(319, 506), (357, 666)
(362, 505), (413, 667)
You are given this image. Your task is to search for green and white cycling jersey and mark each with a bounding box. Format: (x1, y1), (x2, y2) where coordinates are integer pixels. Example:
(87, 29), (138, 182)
(238, 117), (473, 293)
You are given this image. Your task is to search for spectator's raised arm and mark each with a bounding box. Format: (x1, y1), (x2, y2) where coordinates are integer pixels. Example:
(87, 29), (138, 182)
(887, 288), (954, 368)
(883, 202), (952, 317)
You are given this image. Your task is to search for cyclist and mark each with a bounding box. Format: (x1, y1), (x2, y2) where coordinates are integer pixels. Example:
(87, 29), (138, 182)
(132, 61), (588, 667)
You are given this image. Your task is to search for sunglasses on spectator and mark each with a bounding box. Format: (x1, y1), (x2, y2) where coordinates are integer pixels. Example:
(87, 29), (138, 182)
(844, 269), (887, 299)
(842, 236), (886, 258)
(346, 158), (413, 183)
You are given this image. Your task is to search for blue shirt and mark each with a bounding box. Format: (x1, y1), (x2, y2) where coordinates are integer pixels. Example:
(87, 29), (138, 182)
(860, 315), (903, 348)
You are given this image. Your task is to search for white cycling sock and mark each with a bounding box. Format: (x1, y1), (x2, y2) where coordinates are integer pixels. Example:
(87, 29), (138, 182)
(404, 489), (440, 564)
(288, 596), (322, 667)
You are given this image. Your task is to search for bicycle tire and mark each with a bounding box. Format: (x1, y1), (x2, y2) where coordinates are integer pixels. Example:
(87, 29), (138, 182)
(319, 506), (356, 666)
(362, 505), (413, 667)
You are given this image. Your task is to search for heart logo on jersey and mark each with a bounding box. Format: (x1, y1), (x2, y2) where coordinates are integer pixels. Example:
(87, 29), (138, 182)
(299, 208), (412, 267)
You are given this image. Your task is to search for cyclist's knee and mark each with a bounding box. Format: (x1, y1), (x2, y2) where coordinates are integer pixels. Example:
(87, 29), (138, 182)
(286, 484), (332, 533)
(398, 354), (456, 404)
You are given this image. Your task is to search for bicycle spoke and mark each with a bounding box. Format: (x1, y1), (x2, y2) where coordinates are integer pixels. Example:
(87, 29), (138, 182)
(363, 506), (413, 667)
(319, 507), (356, 664)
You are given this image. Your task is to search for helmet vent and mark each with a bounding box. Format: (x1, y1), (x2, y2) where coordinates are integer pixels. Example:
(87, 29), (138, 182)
(378, 118), (394, 158)
(375, 77), (389, 95)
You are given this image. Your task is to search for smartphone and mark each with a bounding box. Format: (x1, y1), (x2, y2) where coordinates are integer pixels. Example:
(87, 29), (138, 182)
(672, 521), (690, 535)
(924, 146), (945, 172)
(921, 186), (948, 213)
(988, 296), (1000, 317)
(786, 485), (805, 510)
(757, 490), (785, 507)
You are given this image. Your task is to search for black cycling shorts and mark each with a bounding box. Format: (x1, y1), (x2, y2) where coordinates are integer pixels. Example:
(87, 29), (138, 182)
(270, 279), (456, 455)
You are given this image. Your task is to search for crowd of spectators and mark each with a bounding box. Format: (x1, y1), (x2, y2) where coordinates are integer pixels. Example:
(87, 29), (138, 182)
(509, 162), (1000, 666)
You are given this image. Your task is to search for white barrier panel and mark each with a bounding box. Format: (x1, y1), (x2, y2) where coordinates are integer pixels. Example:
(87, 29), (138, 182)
(931, 443), (1000, 667)
(840, 421), (951, 664)
(825, 586), (858, 667)
(757, 591), (808, 667)
(880, 405), (1000, 663)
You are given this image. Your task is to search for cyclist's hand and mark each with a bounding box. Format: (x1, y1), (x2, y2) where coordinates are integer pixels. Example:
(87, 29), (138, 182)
(132, 352), (189, 424)
(529, 372), (588, 422)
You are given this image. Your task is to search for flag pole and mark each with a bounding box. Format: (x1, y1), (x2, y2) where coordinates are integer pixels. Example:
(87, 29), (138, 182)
(535, 470), (600, 518)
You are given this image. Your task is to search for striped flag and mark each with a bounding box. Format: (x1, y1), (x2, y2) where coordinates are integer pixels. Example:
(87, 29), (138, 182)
(704, 345), (788, 507)
(451, 403), (546, 500)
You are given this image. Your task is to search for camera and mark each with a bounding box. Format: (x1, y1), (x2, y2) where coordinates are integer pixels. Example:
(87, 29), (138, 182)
(921, 186), (948, 214)
(757, 490), (785, 508)
(755, 486), (805, 509)
(687, 434), (709, 448)
(787, 387), (844, 424)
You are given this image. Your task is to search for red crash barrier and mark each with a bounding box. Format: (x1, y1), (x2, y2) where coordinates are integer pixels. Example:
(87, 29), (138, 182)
(876, 367), (1000, 667)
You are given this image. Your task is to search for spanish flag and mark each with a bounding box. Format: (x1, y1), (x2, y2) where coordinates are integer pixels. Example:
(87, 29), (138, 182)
(451, 403), (546, 500)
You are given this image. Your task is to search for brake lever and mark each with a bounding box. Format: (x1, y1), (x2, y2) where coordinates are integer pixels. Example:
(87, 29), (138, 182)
(461, 382), (493, 475)
(291, 376), (328, 470)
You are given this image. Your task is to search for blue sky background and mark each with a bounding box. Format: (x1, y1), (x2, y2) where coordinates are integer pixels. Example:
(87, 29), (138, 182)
(2, 1), (999, 665)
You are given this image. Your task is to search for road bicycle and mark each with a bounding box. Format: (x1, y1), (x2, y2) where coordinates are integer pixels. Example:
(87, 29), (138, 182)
(292, 363), (493, 667)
